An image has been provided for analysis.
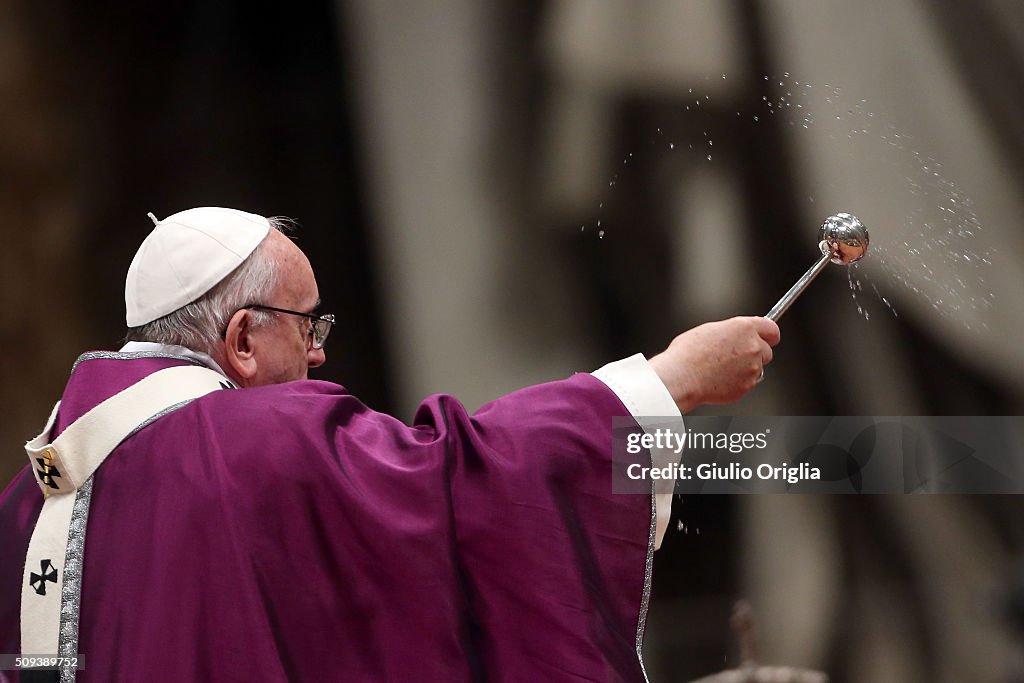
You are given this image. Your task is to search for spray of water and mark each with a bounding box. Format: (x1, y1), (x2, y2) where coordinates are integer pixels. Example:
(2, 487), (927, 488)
(587, 71), (995, 333)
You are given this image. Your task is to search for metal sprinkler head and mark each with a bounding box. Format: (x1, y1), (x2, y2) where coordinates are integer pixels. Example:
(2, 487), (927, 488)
(765, 213), (870, 321)
(818, 212), (869, 265)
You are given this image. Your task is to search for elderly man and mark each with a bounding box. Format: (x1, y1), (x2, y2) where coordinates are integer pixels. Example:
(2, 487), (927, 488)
(0, 207), (778, 682)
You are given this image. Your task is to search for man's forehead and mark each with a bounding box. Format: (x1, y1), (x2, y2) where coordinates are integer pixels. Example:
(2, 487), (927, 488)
(269, 237), (319, 305)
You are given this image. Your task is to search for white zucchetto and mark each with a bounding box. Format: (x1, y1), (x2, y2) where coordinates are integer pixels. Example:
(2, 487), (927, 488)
(125, 207), (271, 327)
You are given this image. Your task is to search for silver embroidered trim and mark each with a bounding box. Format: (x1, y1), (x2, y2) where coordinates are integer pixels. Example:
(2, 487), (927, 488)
(635, 488), (656, 683)
(71, 351), (206, 374)
(52, 395), (203, 681)
(58, 477), (93, 683)
(130, 400), (195, 436)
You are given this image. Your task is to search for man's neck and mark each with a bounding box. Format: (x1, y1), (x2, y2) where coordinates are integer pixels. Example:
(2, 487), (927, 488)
(118, 341), (237, 387)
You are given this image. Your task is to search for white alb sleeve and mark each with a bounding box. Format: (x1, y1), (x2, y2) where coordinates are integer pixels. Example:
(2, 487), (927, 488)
(591, 353), (683, 550)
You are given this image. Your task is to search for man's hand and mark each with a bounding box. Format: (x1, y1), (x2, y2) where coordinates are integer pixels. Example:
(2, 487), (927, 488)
(648, 317), (781, 413)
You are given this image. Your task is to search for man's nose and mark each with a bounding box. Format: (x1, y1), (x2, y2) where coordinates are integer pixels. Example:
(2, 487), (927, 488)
(308, 346), (326, 368)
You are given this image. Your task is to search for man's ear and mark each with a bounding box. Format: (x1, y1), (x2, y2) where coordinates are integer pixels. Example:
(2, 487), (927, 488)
(222, 309), (259, 385)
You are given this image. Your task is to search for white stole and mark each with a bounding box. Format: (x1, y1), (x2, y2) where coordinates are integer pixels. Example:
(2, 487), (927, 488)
(21, 365), (227, 660)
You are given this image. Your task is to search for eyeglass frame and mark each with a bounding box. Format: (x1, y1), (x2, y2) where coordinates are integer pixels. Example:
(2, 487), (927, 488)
(235, 304), (335, 349)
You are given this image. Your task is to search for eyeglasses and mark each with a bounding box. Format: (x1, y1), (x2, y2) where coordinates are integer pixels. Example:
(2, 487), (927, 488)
(243, 305), (335, 349)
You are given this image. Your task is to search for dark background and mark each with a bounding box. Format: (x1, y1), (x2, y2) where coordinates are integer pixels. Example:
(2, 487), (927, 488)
(2, 2), (1023, 680)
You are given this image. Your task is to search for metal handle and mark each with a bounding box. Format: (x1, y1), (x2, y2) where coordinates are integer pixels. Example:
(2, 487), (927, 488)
(766, 252), (831, 321)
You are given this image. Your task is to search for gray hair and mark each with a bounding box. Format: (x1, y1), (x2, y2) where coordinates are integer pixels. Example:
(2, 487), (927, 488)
(126, 218), (293, 354)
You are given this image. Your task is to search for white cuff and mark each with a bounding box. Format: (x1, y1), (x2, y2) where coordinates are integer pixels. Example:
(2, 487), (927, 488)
(592, 353), (684, 550)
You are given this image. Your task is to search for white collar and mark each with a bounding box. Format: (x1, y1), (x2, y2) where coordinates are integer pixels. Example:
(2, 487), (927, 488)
(118, 341), (237, 387)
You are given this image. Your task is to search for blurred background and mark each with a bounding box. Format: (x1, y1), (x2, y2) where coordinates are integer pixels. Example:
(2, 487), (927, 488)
(3, 1), (1024, 680)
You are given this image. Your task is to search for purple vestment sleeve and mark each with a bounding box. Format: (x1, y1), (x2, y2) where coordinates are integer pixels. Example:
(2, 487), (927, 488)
(0, 356), (653, 682)
(443, 374), (652, 681)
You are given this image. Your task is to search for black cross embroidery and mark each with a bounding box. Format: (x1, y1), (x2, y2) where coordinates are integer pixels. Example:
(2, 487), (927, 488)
(29, 559), (58, 596)
(35, 457), (62, 490)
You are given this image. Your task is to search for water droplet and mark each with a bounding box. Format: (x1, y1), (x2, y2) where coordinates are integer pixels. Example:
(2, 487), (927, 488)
(669, 142), (675, 150)
(598, 230), (605, 239)
(706, 154), (712, 161)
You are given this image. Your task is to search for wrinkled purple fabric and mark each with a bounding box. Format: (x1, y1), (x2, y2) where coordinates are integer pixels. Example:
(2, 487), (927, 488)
(1, 355), (652, 682)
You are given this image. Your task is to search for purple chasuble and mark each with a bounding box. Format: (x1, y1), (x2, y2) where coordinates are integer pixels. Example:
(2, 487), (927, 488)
(1, 354), (654, 682)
